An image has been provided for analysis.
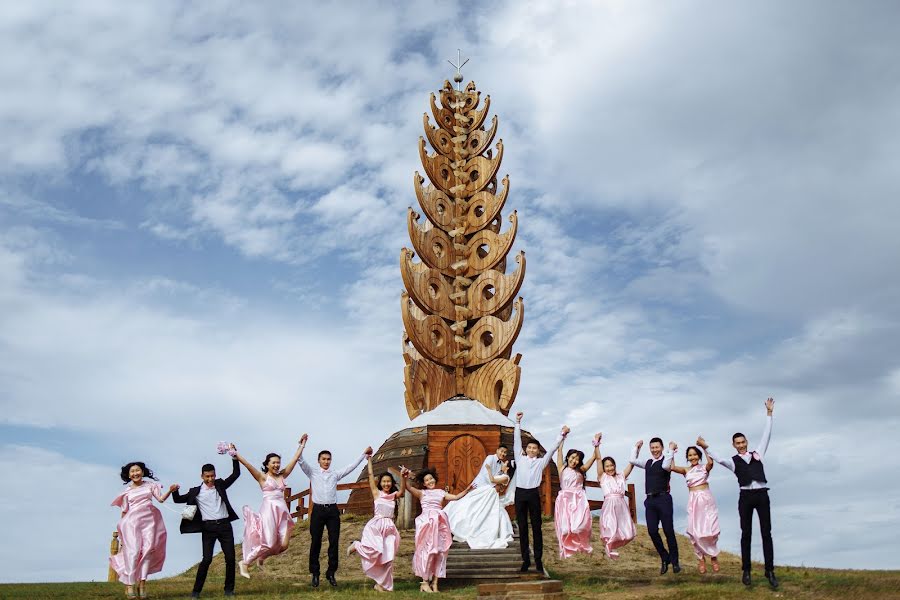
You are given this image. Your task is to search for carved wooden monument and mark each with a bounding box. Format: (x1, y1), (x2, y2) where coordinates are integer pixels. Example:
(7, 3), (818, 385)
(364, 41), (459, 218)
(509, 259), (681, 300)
(348, 69), (558, 518)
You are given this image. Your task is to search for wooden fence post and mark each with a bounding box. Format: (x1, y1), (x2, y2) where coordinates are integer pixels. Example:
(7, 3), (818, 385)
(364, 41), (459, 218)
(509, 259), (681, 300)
(284, 487), (292, 515)
(306, 483), (313, 520)
(107, 531), (119, 582)
(627, 483), (637, 524)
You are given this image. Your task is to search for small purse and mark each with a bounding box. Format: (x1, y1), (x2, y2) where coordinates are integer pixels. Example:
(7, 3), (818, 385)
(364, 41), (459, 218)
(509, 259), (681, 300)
(181, 505), (198, 520)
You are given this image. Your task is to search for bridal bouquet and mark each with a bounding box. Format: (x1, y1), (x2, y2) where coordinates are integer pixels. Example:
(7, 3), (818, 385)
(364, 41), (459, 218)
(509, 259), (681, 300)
(216, 441), (237, 457)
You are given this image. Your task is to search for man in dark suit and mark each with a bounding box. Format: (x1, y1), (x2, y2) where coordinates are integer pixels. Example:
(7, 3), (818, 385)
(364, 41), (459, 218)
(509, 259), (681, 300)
(173, 458), (240, 598)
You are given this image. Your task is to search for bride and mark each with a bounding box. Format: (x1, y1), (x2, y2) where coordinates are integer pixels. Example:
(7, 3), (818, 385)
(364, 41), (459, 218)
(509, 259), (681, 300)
(445, 459), (516, 549)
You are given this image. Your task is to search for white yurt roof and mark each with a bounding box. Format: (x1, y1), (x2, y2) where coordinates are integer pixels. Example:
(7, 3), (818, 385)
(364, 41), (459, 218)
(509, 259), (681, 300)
(409, 397), (513, 427)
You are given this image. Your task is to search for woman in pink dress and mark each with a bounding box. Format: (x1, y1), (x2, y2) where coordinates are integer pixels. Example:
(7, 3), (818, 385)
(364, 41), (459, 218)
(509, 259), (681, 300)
(233, 439), (303, 578)
(347, 456), (407, 591)
(405, 467), (472, 593)
(110, 461), (177, 599)
(596, 438), (636, 559)
(554, 433), (601, 558)
(670, 441), (720, 573)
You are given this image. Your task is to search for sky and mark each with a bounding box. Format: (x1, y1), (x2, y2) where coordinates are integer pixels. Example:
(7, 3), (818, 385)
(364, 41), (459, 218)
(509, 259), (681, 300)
(1, 0), (899, 583)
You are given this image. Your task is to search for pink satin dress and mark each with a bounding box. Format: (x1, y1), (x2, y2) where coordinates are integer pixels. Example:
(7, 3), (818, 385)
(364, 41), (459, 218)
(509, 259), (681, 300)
(685, 465), (720, 559)
(110, 483), (167, 585)
(413, 489), (452, 580)
(242, 475), (295, 565)
(354, 491), (400, 590)
(554, 468), (593, 558)
(598, 472), (636, 558)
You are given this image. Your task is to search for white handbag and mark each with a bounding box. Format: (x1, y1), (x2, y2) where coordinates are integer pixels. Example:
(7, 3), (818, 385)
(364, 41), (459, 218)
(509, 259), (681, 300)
(181, 505), (198, 520)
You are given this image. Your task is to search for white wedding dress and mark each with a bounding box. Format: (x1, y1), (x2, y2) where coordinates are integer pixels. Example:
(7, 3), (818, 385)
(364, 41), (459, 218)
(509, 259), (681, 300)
(445, 469), (515, 549)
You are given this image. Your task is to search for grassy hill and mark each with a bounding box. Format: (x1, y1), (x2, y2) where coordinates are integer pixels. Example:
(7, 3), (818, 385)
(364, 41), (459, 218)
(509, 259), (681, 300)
(2, 516), (899, 599)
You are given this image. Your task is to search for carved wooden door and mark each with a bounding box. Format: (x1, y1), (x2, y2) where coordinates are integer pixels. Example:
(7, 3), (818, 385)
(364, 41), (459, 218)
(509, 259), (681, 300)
(446, 435), (486, 493)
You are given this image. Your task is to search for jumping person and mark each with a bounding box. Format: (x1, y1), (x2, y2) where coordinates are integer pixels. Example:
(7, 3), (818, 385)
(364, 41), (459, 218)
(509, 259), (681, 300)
(630, 437), (680, 574)
(669, 443), (720, 574)
(701, 397), (777, 588)
(405, 467), (472, 593)
(298, 433), (372, 588)
(110, 462), (176, 599)
(347, 456), (406, 592)
(233, 440), (302, 578)
(597, 438), (636, 558)
(513, 411), (570, 574)
(554, 434), (600, 558)
(172, 456), (241, 598)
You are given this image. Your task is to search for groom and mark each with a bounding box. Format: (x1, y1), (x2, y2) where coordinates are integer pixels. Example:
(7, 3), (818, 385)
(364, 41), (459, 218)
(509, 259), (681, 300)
(513, 411), (569, 574)
(630, 436), (680, 574)
(700, 397), (778, 588)
(172, 457), (241, 598)
(473, 445), (508, 489)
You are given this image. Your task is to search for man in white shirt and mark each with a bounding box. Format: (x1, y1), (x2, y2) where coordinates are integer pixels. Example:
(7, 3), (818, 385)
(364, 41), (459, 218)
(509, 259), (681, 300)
(472, 445), (508, 489)
(513, 412), (569, 574)
(699, 397), (777, 589)
(298, 433), (372, 588)
(172, 459), (241, 598)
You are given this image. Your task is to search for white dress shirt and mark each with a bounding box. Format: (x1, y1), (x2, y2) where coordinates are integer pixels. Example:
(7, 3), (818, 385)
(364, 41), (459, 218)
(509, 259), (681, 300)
(513, 421), (565, 490)
(707, 415), (773, 490)
(196, 483), (228, 520)
(472, 454), (504, 488)
(299, 453), (367, 504)
(628, 446), (674, 471)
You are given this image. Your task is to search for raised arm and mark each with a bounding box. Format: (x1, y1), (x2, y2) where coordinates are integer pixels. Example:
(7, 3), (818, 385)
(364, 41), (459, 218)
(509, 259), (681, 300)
(596, 436), (604, 479)
(537, 426), (569, 471)
(668, 442), (688, 475)
(514, 412), (524, 457)
(366, 455), (379, 499)
(697, 436), (734, 473)
(556, 441), (565, 478)
(705, 447), (715, 473)
(233, 446), (266, 485)
(581, 433), (600, 473)
(280, 437), (306, 479)
(397, 469), (407, 497)
(297, 433), (313, 477)
(401, 468), (422, 499)
(622, 463), (634, 479)
(335, 446), (372, 480)
(222, 456), (241, 487)
(154, 483), (178, 503)
(756, 398), (774, 459)
(628, 440), (646, 468)
(662, 441), (676, 472)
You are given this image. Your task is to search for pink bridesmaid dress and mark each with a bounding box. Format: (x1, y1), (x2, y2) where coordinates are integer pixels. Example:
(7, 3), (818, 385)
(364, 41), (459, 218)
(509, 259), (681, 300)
(242, 475), (295, 565)
(685, 465), (720, 559)
(413, 489), (452, 580)
(554, 468), (593, 558)
(110, 483), (168, 585)
(354, 491), (400, 590)
(598, 472), (636, 558)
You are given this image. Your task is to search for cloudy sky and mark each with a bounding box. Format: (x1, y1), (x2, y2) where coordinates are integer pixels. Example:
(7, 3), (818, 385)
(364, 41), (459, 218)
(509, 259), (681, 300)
(2, 0), (899, 583)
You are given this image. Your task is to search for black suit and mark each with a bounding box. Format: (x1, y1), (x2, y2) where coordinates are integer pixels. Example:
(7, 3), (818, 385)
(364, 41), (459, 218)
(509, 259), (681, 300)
(173, 459), (240, 595)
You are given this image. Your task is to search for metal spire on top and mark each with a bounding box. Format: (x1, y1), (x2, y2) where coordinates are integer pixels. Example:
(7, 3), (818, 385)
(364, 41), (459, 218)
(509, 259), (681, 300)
(447, 49), (469, 91)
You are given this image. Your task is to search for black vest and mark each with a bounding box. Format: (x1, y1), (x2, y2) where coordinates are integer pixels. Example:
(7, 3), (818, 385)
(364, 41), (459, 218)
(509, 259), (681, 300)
(732, 454), (767, 487)
(645, 458), (671, 494)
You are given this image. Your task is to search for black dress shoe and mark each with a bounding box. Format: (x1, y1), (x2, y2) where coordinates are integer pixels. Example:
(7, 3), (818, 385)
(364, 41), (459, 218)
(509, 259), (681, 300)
(520, 562), (530, 572)
(765, 570), (779, 589)
(742, 570), (751, 586)
(535, 562), (544, 575)
(190, 594), (200, 599)
(311, 575), (320, 588)
(224, 592), (234, 597)
(660, 559), (670, 575)
(326, 574), (337, 587)
(672, 563), (682, 574)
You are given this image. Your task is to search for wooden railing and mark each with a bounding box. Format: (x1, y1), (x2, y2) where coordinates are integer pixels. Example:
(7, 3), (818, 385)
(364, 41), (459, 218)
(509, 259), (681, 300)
(284, 481), (370, 521)
(584, 481), (638, 524)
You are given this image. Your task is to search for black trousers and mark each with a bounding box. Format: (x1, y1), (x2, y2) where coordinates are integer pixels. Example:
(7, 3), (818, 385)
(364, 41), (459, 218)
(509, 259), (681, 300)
(738, 489), (774, 572)
(309, 504), (341, 576)
(515, 487), (543, 565)
(193, 520), (235, 595)
(644, 493), (679, 565)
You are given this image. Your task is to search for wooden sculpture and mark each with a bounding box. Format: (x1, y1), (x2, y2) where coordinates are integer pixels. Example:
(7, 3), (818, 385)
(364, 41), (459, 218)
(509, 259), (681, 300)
(402, 79), (525, 418)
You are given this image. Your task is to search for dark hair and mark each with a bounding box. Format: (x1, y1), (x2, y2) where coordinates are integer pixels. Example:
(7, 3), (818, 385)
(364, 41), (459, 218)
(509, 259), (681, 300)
(201, 463), (216, 473)
(262, 453), (281, 474)
(120, 461), (157, 484)
(503, 460), (516, 479)
(376, 472), (399, 494)
(732, 432), (746, 442)
(318, 450), (332, 460)
(416, 467), (438, 486)
(497, 444), (509, 452)
(685, 446), (703, 460)
(601, 456), (617, 472)
(649, 437), (664, 446)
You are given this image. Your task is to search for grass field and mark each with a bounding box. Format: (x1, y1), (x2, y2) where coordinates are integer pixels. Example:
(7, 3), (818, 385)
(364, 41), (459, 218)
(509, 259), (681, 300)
(2, 516), (898, 599)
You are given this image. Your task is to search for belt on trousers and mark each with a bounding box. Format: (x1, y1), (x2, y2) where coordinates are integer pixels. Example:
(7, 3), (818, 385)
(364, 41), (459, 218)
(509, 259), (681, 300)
(203, 518), (230, 524)
(646, 492), (669, 497)
(314, 503), (338, 507)
(739, 487), (769, 493)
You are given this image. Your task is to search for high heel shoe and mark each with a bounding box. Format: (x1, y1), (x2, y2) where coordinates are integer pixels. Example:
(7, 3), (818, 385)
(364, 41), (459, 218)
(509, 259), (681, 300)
(697, 559), (707, 574)
(711, 557), (720, 573)
(239, 560), (251, 579)
(419, 581), (433, 593)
